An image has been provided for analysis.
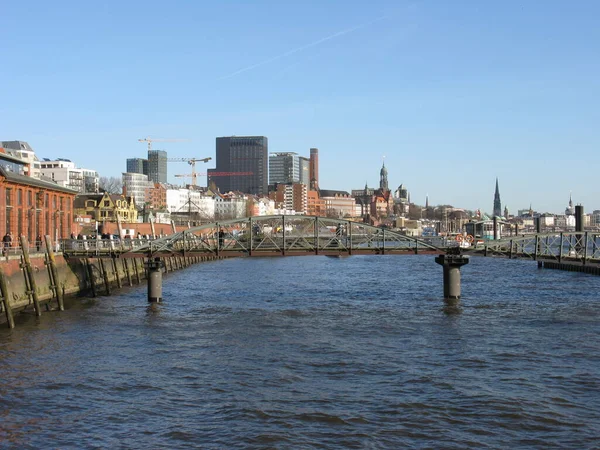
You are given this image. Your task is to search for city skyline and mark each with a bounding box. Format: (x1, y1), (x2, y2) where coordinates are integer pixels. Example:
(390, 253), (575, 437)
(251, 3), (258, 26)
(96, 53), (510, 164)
(2, 1), (599, 213)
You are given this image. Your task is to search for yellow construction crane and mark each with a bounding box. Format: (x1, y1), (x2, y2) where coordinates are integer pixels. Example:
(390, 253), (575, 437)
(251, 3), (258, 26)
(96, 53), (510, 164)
(167, 157), (212, 186)
(138, 137), (189, 152)
(174, 171), (253, 187)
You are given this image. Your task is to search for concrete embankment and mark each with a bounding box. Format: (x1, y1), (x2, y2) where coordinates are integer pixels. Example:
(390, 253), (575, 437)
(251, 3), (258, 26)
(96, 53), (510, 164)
(0, 252), (220, 328)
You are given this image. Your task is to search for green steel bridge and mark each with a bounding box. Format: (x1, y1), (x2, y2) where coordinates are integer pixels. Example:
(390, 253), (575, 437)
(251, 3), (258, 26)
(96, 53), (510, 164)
(61, 215), (441, 259)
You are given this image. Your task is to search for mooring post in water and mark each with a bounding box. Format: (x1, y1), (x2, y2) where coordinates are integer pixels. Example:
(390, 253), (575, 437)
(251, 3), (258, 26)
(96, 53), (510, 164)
(435, 253), (470, 305)
(44, 235), (64, 311)
(146, 258), (163, 302)
(0, 266), (15, 329)
(20, 235), (42, 316)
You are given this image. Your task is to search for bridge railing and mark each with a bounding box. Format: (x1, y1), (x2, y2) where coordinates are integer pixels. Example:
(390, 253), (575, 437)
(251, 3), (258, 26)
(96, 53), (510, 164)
(470, 232), (600, 264)
(59, 238), (156, 255)
(122, 216), (442, 257)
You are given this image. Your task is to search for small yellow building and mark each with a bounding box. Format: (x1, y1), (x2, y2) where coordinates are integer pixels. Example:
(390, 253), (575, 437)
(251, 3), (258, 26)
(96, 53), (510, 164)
(74, 193), (137, 223)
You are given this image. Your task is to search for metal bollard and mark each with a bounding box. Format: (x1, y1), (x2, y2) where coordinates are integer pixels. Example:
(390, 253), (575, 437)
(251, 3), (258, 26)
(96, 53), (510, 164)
(146, 258), (163, 303)
(435, 253), (470, 305)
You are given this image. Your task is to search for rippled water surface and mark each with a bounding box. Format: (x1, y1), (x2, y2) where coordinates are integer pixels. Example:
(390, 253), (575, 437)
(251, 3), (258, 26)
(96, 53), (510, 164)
(1, 255), (600, 449)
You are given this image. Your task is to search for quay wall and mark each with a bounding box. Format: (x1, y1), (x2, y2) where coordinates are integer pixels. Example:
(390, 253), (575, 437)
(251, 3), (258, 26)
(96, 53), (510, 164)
(0, 253), (219, 326)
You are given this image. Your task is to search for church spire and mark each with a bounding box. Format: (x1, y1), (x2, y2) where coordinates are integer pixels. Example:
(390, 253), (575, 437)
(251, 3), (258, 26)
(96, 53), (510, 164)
(379, 158), (388, 191)
(493, 178), (502, 217)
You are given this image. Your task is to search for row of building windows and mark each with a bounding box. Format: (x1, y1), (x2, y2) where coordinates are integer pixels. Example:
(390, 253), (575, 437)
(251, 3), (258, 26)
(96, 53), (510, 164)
(4, 187), (71, 211)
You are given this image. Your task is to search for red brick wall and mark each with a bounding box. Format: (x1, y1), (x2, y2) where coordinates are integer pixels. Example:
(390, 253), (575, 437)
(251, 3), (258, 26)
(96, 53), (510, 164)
(0, 179), (76, 243)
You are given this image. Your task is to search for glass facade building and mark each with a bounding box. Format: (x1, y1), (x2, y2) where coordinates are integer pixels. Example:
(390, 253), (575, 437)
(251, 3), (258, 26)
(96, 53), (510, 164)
(269, 152), (301, 185)
(126, 158), (148, 175)
(147, 150), (167, 183)
(299, 156), (310, 186)
(210, 136), (268, 195)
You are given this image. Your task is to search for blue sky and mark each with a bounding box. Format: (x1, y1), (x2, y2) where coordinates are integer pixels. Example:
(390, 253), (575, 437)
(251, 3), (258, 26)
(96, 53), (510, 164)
(2, 0), (599, 214)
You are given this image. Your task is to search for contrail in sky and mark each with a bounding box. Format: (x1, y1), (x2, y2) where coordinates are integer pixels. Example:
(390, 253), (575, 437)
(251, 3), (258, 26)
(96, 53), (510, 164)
(219, 15), (388, 80)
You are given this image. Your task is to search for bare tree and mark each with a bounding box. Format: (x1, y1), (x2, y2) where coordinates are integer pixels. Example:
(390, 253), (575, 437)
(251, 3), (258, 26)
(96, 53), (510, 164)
(99, 176), (122, 194)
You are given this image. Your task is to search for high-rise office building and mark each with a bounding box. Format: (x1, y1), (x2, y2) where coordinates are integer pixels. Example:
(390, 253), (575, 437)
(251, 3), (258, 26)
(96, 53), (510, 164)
(309, 148), (319, 191)
(269, 152), (301, 185)
(210, 136), (268, 195)
(147, 150), (167, 183)
(126, 158), (148, 175)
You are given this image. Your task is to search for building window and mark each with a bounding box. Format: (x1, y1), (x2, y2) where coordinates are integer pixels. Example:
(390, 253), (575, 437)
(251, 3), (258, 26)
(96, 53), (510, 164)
(45, 193), (49, 207)
(17, 189), (23, 206)
(27, 191), (33, 207)
(53, 196), (57, 209)
(5, 209), (11, 233)
(104, 200), (110, 207)
(17, 209), (23, 237)
(6, 188), (12, 206)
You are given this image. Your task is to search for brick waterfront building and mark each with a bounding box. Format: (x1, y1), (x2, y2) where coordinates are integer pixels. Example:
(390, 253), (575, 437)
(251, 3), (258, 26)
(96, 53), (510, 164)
(0, 151), (77, 243)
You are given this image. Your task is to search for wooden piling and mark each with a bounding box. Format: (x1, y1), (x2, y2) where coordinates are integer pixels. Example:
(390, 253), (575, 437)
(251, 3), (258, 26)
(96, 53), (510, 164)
(123, 258), (132, 286)
(99, 258), (111, 295)
(112, 257), (122, 288)
(20, 235), (41, 317)
(86, 258), (97, 297)
(0, 266), (15, 329)
(44, 235), (64, 311)
(134, 258), (141, 284)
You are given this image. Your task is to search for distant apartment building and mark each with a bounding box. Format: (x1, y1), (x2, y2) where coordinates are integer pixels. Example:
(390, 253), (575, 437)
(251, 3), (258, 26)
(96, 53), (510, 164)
(147, 150), (167, 183)
(592, 210), (600, 227)
(320, 190), (356, 218)
(270, 183), (307, 214)
(122, 172), (152, 210)
(1, 141), (41, 178)
(147, 183), (167, 211)
(307, 190), (325, 216)
(214, 193), (247, 220)
(248, 197), (276, 216)
(39, 159), (99, 193)
(126, 158), (148, 175)
(210, 136), (268, 195)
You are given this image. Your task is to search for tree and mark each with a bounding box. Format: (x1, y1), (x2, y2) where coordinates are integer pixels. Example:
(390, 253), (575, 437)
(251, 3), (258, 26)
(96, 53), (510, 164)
(99, 176), (122, 194)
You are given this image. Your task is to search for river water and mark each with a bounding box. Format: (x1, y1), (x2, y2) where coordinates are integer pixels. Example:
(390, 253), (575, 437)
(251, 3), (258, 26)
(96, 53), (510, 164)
(1, 255), (599, 449)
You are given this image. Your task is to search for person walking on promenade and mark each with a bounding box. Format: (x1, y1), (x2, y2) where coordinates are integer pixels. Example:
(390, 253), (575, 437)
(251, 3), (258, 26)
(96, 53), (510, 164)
(2, 232), (11, 256)
(218, 228), (225, 250)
